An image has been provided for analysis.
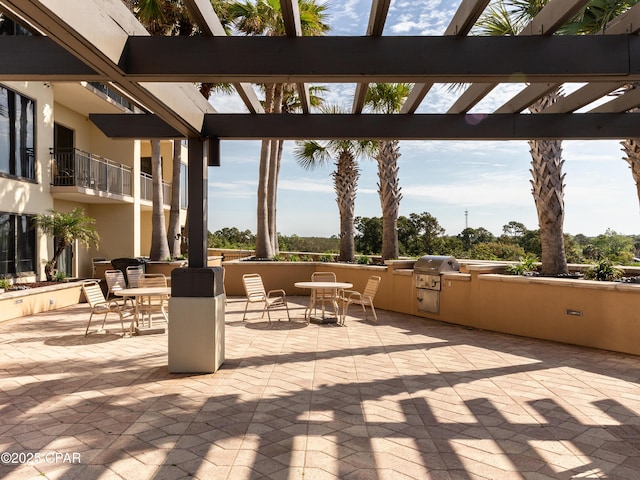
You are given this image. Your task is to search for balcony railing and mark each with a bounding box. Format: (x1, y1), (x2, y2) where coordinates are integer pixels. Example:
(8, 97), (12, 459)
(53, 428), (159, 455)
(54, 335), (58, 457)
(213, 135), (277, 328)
(50, 148), (132, 197)
(140, 172), (171, 206)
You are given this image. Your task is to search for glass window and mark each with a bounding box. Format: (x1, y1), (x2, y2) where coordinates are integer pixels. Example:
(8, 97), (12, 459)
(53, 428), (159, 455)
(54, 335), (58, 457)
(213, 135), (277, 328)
(0, 214), (11, 276)
(16, 215), (35, 273)
(0, 87), (10, 174)
(15, 95), (34, 178)
(0, 213), (35, 276)
(180, 163), (188, 209)
(0, 85), (36, 180)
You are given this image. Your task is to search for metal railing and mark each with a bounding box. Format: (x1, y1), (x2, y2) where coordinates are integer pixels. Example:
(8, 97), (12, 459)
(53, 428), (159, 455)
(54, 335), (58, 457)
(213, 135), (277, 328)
(140, 172), (171, 206)
(50, 148), (132, 196)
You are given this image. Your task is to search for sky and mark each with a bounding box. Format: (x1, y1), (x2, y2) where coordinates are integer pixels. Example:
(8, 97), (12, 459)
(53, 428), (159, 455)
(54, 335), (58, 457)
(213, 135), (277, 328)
(206, 0), (640, 239)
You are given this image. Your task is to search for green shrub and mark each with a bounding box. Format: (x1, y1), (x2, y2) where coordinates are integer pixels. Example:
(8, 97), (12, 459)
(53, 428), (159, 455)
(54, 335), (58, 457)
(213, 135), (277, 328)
(584, 258), (623, 281)
(319, 254), (333, 262)
(356, 255), (370, 265)
(0, 278), (10, 290)
(505, 253), (539, 276)
(53, 271), (67, 282)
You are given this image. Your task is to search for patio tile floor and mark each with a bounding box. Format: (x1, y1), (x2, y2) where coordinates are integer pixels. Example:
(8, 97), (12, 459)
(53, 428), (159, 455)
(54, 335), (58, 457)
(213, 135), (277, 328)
(1, 296), (640, 479)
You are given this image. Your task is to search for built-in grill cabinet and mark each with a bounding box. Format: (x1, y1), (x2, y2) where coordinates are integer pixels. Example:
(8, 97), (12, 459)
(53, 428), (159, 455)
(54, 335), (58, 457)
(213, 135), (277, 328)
(414, 255), (460, 314)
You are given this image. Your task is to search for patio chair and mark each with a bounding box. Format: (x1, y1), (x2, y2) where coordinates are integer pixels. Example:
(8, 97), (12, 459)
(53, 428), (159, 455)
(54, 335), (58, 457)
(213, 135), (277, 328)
(104, 269), (127, 299)
(338, 275), (381, 326)
(126, 265), (143, 288)
(311, 271), (340, 319)
(242, 273), (290, 323)
(82, 281), (134, 336)
(137, 273), (169, 325)
(91, 257), (106, 277)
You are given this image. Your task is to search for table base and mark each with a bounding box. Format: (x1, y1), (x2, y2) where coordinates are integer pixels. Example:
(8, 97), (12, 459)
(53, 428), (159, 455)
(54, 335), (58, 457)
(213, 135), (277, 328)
(308, 316), (339, 325)
(135, 325), (166, 336)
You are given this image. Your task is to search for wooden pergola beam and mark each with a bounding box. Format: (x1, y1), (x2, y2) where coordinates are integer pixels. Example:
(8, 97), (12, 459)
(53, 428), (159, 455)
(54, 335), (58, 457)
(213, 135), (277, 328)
(89, 112), (640, 141)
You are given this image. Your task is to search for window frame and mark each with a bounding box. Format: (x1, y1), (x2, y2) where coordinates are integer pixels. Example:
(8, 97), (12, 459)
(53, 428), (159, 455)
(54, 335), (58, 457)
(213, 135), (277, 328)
(0, 84), (37, 182)
(0, 212), (37, 277)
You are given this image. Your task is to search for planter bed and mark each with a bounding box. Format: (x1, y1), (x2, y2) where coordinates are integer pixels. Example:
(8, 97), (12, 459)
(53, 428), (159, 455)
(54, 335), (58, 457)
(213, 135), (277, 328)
(0, 281), (87, 323)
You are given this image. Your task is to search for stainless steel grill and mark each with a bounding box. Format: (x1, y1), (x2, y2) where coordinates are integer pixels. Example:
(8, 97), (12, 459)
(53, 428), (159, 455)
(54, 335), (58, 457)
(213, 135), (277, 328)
(414, 255), (459, 314)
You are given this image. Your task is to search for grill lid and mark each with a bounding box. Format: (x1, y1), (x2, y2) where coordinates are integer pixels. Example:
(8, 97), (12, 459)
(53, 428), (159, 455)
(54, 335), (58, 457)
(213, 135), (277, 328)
(414, 255), (460, 275)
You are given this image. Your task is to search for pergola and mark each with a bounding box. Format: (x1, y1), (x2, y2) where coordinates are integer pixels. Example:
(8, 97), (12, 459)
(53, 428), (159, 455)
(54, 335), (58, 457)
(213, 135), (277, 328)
(2, 0), (640, 269)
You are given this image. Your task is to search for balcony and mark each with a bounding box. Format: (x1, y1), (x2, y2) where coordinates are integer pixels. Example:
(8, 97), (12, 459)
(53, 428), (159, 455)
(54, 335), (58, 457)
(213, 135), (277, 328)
(50, 148), (133, 203)
(139, 172), (171, 207)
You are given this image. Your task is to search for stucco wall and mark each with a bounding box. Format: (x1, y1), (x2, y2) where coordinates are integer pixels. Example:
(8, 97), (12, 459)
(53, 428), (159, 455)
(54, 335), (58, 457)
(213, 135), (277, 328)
(223, 260), (640, 357)
(0, 282), (85, 322)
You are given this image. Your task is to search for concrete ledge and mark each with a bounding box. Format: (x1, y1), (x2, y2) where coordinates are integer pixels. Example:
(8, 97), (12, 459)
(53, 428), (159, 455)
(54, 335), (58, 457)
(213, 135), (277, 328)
(0, 281), (86, 322)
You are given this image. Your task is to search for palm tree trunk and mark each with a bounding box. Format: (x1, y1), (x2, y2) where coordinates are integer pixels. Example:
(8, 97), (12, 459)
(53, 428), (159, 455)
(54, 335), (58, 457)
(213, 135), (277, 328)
(255, 139), (274, 259)
(529, 94), (568, 276)
(167, 139), (182, 257)
(529, 137), (568, 275)
(271, 138), (285, 256)
(622, 138), (640, 206)
(267, 84), (284, 255)
(621, 86), (640, 210)
(377, 139), (402, 260)
(149, 139), (170, 260)
(335, 151), (359, 262)
(255, 84), (275, 259)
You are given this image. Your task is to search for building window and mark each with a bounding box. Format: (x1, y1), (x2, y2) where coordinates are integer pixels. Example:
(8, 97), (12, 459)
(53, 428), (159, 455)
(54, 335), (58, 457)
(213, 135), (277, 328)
(180, 163), (188, 209)
(0, 86), (36, 180)
(0, 14), (32, 35)
(0, 213), (36, 276)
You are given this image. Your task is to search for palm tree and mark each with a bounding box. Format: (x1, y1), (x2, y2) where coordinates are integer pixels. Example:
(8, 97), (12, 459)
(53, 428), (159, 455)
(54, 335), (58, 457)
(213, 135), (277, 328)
(268, 84), (327, 255)
(364, 83), (411, 260)
(131, 0), (187, 260)
(229, 0), (329, 258)
(477, 1), (568, 275)
(478, 0), (637, 275)
(130, 0), (235, 259)
(34, 208), (100, 281)
(294, 106), (374, 262)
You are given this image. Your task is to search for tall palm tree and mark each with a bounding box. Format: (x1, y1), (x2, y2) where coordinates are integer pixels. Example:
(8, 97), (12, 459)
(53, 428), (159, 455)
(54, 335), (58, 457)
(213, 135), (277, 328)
(229, 0), (329, 258)
(477, 1), (568, 275)
(130, 0), (234, 259)
(131, 0), (188, 260)
(268, 84), (327, 255)
(294, 106), (374, 262)
(364, 83), (411, 260)
(478, 0), (637, 275)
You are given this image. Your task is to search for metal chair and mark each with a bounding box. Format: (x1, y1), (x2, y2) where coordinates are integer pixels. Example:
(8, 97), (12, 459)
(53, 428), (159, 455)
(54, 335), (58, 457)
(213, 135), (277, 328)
(104, 269), (127, 299)
(310, 271), (340, 319)
(91, 257), (106, 277)
(242, 273), (290, 323)
(125, 265), (143, 288)
(82, 281), (134, 336)
(137, 274), (169, 325)
(338, 275), (381, 325)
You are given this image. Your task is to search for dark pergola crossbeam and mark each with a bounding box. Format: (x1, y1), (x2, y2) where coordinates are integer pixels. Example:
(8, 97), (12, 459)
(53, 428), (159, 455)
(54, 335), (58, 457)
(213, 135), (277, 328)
(0, 36), (102, 80)
(89, 113), (640, 141)
(114, 35), (640, 83)
(4, 35), (640, 84)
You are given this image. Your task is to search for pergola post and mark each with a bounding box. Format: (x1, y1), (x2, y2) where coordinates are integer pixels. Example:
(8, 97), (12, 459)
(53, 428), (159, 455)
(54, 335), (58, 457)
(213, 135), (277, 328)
(169, 136), (225, 374)
(187, 137), (208, 268)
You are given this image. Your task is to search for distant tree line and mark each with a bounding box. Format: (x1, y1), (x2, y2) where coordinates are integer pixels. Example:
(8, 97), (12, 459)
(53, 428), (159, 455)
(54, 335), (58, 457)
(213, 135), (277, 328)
(355, 214), (640, 265)
(208, 213), (640, 265)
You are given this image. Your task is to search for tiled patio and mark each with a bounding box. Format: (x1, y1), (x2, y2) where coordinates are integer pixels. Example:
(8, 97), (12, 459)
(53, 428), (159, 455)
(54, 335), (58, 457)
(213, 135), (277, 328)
(1, 297), (640, 480)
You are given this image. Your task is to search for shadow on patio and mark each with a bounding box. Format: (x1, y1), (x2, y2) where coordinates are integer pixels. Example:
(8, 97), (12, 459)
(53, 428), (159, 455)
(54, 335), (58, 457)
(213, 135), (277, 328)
(1, 297), (639, 479)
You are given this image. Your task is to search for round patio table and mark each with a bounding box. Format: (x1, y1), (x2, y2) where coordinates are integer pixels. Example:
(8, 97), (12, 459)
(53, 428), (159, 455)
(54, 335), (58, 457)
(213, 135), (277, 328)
(115, 287), (171, 332)
(294, 281), (352, 324)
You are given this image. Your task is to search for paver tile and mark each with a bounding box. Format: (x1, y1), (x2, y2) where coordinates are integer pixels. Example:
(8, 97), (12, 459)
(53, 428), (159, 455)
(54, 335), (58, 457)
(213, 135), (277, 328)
(1, 298), (640, 479)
